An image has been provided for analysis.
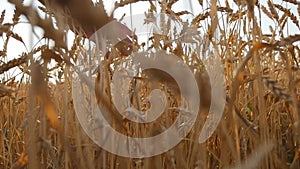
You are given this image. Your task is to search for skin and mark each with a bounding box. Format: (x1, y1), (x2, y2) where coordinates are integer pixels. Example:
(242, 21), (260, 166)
(37, 0), (112, 37)
(37, 0), (137, 56)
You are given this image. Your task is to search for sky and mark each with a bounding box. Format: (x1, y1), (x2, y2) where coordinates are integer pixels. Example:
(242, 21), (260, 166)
(0, 0), (299, 81)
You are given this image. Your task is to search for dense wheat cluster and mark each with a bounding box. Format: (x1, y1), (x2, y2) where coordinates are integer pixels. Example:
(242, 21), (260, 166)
(0, 0), (300, 168)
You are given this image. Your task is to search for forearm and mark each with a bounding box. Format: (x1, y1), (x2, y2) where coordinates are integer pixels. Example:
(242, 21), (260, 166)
(37, 0), (137, 57)
(37, 0), (113, 37)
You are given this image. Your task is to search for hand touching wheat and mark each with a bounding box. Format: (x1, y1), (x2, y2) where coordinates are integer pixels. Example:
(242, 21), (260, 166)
(42, 0), (213, 144)
(38, 0), (137, 56)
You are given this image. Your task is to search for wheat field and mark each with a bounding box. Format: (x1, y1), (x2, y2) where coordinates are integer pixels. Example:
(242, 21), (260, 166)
(0, 0), (300, 168)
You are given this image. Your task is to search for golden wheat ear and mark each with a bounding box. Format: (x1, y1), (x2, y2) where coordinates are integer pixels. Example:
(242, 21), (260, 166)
(262, 75), (292, 102)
